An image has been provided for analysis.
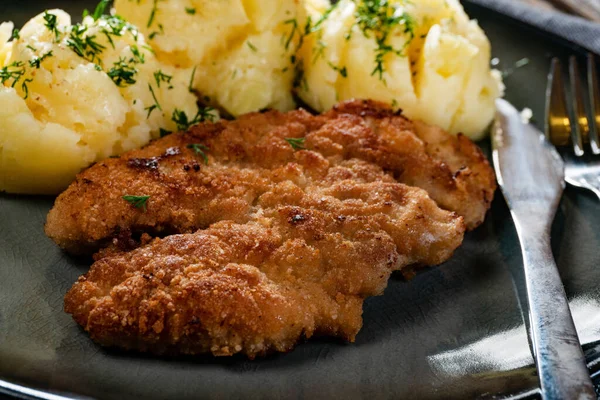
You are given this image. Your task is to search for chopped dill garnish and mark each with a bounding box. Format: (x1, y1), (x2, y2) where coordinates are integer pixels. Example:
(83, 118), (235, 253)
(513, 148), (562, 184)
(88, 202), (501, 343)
(188, 66), (197, 92)
(159, 128), (172, 137)
(21, 77), (33, 99)
(0, 61), (33, 98)
(312, 40), (326, 64)
(145, 84), (162, 118)
(130, 45), (145, 64)
(122, 195), (150, 211)
(107, 57), (138, 87)
(100, 16), (140, 49)
(283, 19), (299, 50)
(292, 59), (308, 92)
(172, 107), (216, 131)
(310, 5), (336, 33)
(153, 69), (173, 88)
(143, 44), (155, 54)
(247, 41), (258, 52)
(148, 0), (161, 28)
(67, 24), (106, 64)
(285, 137), (306, 150)
(328, 62), (348, 78)
(186, 143), (210, 165)
(172, 109), (193, 130)
(0, 61), (26, 87)
(29, 51), (54, 68)
(83, 0), (110, 21)
(10, 29), (20, 41)
(353, 0), (415, 82)
(185, 7), (196, 15)
(26, 45), (38, 52)
(43, 12), (61, 41)
(148, 24), (164, 40)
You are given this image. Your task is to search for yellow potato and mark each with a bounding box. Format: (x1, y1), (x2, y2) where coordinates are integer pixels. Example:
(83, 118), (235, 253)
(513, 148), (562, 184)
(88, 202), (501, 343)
(0, 9), (211, 194)
(299, 0), (503, 139)
(115, 0), (302, 116)
(114, 0), (250, 68)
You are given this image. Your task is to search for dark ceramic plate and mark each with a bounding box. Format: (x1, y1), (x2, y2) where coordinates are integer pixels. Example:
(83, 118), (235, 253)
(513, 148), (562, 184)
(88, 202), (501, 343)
(1, 1), (599, 399)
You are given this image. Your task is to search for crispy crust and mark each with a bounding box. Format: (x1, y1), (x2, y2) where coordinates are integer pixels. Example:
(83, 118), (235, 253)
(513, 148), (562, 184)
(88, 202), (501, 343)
(52, 99), (496, 357)
(46, 100), (495, 254)
(65, 160), (465, 357)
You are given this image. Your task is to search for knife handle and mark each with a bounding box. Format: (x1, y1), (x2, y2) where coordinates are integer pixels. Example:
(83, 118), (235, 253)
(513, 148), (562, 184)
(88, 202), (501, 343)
(513, 215), (595, 400)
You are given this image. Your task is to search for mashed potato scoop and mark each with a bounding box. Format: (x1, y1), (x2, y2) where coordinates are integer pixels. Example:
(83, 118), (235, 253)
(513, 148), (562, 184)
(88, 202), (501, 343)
(115, 0), (302, 117)
(297, 0), (503, 140)
(0, 8), (216, 194)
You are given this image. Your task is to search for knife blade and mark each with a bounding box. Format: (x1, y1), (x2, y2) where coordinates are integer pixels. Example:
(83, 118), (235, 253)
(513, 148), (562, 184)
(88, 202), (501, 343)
(492, 98), (595, 400)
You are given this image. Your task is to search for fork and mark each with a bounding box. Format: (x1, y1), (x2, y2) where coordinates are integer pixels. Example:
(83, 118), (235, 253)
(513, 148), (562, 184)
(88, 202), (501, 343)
(546, 54), (600, 199)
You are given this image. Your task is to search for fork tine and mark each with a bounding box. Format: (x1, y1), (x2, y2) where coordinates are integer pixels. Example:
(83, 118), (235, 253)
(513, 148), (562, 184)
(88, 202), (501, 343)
(568, 56), (586, 156)
(545, 58), (571, 146)
(587, 54), (600, 155)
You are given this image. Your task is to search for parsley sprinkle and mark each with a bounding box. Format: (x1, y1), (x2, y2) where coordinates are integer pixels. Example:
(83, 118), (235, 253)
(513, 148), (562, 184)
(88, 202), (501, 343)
(43, 12), (61, 41)
(11, 29), (20, 41)
(285, 137), (306, 150)
(122, 195), (150, 211)
(187, 143), (209, 165)
(26, 45), (38, 52)
(247, 41), (258, 52)
(185, 7), (196, 15)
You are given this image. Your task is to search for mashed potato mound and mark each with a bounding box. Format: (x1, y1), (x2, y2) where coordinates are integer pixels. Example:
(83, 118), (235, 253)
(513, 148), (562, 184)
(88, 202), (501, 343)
(115, 0), (302, 116)
(298, 0), (503, 139)
(0, 9), (214, 194)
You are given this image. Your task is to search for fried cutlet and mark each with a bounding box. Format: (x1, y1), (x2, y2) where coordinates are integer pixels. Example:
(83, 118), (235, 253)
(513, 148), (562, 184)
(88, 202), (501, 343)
(45, 100), (495, 254)
(65, 158), (465, 357)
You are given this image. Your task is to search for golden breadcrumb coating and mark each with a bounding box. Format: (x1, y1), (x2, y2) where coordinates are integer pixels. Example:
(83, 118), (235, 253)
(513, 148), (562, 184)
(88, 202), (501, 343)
(65, 158), (465, 357)
(46, 100), (495, 254)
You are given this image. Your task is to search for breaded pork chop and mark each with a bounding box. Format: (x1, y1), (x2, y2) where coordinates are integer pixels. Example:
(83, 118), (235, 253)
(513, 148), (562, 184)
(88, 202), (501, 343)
(65, 160), (465, 357)
(46, 100), (495, 254)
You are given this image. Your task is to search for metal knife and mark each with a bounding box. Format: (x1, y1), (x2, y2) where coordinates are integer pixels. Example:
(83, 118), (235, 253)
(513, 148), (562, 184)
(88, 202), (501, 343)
(492, 99), (595, 400)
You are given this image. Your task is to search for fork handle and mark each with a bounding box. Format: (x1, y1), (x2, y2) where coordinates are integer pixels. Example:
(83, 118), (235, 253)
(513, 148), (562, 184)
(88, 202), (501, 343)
(514, 217), (595, 400)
